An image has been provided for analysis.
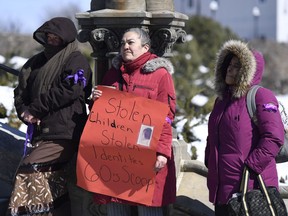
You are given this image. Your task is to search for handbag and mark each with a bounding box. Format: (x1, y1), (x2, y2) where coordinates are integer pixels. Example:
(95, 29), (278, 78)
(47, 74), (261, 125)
(247, 85), (288, 163)
(227, 166), (288, 216)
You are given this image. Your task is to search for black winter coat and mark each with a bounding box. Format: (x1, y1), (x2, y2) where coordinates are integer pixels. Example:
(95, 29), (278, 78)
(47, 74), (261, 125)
(14, 17), (92, 143)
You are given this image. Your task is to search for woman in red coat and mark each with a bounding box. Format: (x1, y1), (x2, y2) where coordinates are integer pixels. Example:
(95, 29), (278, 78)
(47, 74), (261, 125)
(91, 28), (176, 216)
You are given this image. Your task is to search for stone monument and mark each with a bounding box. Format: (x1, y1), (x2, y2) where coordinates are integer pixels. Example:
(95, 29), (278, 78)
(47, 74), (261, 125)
(76, 0), (188, 84)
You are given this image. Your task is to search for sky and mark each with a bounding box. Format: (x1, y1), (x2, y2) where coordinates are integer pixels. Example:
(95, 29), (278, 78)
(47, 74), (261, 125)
(1, 0), (91, 34)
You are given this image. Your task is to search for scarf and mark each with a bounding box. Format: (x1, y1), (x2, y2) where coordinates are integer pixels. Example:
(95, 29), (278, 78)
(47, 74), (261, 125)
(32, 40), (79, 97)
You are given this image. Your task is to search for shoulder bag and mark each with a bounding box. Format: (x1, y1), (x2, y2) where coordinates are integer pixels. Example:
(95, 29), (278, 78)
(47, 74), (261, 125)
(227, 166), (287, 216)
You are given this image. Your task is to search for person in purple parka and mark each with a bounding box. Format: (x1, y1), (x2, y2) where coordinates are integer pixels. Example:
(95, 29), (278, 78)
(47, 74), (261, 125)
(205, 40), (285, 215)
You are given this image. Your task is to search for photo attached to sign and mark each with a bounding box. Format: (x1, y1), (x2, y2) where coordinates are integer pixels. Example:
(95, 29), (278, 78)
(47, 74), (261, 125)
(137, 124), (154, 147)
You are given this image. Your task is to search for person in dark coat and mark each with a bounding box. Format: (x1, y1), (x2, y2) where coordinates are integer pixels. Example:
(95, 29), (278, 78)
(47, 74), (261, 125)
(91, 28), (176, 216)
(205, 40), (284, 215)
(7, 17), (92, 216)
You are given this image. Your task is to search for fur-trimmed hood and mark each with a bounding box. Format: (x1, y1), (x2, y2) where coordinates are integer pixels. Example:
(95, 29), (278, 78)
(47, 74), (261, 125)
(111, 53), (174, 75)
(214, 40), (264, 99)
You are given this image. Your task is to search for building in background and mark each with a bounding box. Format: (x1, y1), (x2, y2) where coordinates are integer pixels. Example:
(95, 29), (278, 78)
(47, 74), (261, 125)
(174, 0), (288, 43)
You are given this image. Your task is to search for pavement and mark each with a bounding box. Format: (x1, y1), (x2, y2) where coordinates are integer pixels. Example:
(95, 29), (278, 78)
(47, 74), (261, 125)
(173, 169), (288, 216)
(172, 172), (214, 216)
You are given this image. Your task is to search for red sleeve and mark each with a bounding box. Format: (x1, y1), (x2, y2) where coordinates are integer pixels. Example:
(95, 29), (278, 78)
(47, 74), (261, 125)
(156, 71), (176, 158)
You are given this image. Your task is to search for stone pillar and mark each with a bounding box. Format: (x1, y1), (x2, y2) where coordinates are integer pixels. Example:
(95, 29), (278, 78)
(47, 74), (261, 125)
(146, 0), (174, 11)
(76, 0), (188, 84)
(105, 0), (146, 10)
(144, 0), (187, 57)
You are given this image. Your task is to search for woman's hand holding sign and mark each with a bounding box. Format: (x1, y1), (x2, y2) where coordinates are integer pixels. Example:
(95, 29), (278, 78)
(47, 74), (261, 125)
(154, 155), (167, 172)
(92, 86), (102, 101)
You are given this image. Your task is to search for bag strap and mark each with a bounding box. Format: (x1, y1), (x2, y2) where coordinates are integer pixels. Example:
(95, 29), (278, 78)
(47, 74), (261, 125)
(256, 174), (276, 216)
(246, 85), (262, 123)
(241, 166), (276, 216)
(241, 167), (250, 216)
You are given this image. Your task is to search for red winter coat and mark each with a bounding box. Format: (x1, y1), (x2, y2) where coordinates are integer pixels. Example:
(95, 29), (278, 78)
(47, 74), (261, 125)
(93, 52), (177, 206)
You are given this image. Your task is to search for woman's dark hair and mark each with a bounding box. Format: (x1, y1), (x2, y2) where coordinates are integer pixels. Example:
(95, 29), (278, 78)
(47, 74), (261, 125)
(221, 53), (234, 80)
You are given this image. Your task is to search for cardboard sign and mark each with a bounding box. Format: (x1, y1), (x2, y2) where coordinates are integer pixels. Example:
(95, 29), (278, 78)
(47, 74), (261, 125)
(76, 86), (169, 205)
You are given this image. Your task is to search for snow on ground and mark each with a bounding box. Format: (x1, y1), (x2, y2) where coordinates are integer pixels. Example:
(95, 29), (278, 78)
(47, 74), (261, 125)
(0, 55), (5, 64)
(1, 85), (288, 183)
(9, 56), (28, 70)
(0, 86), (15, 115)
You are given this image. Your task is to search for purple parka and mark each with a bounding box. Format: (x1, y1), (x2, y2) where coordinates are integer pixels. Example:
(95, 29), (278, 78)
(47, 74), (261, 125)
(205, 40), (285, 205)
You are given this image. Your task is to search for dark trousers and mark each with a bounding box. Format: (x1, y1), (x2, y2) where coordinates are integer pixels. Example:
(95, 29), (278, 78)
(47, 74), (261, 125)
(215, 204), (229, 216)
